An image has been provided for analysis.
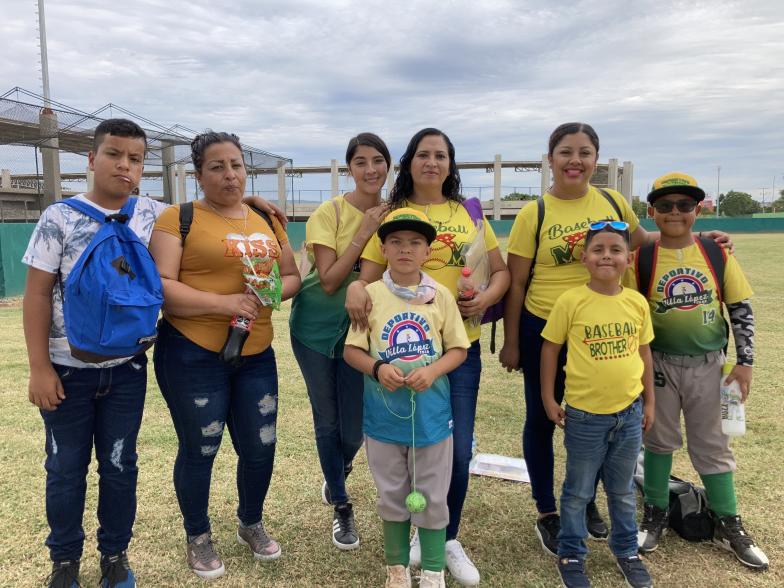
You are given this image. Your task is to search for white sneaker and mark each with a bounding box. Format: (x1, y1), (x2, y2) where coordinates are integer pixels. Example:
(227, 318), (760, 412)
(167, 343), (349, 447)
(409, 529), (421, 568)
(385, 564), (412, 588)
(419, 569), (446, 588)
(445, 539), (480, 586)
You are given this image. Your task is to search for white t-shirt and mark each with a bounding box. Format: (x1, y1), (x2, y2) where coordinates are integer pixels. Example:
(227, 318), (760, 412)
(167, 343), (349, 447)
(22, 194), (168, 368)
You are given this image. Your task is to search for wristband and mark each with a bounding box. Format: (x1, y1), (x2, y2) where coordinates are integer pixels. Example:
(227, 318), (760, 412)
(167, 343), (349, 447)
(372, 359), (387, 380)
(350, 240), (361, 249)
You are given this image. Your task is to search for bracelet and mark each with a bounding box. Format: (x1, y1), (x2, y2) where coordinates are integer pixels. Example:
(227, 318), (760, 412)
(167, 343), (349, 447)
(372, 359), (387, 380)
(350, 240), (361, 249)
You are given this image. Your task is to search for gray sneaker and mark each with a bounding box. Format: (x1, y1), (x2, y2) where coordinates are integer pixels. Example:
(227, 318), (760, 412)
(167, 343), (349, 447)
(237, 521), (282, 561)
(186, 532), (225, 580)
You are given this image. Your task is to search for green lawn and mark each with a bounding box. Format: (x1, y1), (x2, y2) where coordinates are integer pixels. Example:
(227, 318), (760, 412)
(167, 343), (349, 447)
(1, 234), (782, 587)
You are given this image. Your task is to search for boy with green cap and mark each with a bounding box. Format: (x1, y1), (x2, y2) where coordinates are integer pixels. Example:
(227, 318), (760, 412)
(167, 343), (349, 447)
(635, 172), (768, 570)
(344, 207), (469, 588)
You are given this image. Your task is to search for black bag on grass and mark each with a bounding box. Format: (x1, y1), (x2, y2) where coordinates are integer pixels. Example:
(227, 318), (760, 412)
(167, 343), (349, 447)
(667, 476), (714, 542)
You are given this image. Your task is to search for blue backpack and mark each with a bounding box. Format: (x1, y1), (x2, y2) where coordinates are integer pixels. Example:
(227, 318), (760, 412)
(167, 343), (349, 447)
(60, 197), (163, 362)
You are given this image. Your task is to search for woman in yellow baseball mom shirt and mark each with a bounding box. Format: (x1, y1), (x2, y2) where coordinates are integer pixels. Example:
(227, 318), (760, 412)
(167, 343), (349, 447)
(345, 127), (510, 586)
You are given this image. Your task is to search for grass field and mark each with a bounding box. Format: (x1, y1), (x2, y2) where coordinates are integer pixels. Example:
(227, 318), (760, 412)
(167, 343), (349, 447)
(1, 234), (782, 587)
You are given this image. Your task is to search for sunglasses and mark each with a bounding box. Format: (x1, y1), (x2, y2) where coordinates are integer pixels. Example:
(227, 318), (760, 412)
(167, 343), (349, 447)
(588, 220), (629, 231)
(652, 200), (697, 213)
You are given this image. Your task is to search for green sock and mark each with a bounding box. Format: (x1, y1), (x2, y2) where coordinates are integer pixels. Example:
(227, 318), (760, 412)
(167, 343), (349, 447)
(701, 471), (737, 518)
(418, 527), (446, 572)
(383, 520), (411, 566)
(643, 449), (673, 510)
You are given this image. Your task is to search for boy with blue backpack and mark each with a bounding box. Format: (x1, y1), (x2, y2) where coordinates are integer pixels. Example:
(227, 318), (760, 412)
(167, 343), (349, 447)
(23, 118), (166, 588)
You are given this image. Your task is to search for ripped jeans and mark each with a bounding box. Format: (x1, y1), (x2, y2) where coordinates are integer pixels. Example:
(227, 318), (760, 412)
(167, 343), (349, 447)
(154, 319), (278, 537)
(41, 354), (148, 561)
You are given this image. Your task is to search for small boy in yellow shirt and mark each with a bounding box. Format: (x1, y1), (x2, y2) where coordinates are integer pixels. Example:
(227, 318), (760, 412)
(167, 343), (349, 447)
(541, 221), (654, 588)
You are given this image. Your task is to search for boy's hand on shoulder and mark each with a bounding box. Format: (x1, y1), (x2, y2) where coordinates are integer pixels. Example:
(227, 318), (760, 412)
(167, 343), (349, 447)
(726, 364), (753, 402)
(642, 402), (655, 432)
(378, 364), (406, 392)
(405, 365), (437, 392)
(544, 400), (565, 428)
(28, 366), (65, 411)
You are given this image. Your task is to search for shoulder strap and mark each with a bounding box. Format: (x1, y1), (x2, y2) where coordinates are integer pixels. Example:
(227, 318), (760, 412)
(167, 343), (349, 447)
(59, 197), (134, 224)
(695, 236), (727, 303)
(598, 188), (624, 221)
(527, 196), (546, 284)
(635, 241), (658, 298)
(247, 205), (280, 245)
(179, 202), (279, 246)
(331, 197), (341, 229)
(179, 201), (194, 244)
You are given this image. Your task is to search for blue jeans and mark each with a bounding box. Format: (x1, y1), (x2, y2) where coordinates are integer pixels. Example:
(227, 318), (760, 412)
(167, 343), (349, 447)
(446, 340), (482, 540)
(153, 320), (278, 537)
(290, 334), (363, 505)
(558, 399), (643, 559)
(519, 310), (568, 514)
(41, 355), (148, 561)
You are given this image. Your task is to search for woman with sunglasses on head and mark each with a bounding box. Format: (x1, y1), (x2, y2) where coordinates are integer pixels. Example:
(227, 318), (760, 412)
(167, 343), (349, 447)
(289, 133), (390, 551)
(345, 128), (510, 587)
(500, 122), (730, 559)
(148, 131), (301, 580)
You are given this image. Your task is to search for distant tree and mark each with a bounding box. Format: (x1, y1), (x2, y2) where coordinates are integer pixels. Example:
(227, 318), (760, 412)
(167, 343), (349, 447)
(502, 192), (537, 201)
(718, 191), (762, 217)
(631, 196), (648, 219)
(771, 192), (784, 211)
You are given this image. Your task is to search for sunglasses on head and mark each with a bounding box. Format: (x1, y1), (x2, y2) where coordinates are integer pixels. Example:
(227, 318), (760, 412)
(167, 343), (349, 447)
(588, 220), (629, 232)
(652, 199), (698, 213)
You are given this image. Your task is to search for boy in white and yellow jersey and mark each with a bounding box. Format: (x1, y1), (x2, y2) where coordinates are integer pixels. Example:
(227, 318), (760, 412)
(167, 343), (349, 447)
(541, 221), (654, 588)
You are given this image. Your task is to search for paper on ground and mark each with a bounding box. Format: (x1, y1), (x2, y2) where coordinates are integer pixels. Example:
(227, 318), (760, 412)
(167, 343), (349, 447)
(469, 453), (530, 483)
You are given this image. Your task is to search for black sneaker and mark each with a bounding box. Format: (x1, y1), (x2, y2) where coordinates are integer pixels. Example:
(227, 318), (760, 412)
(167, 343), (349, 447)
(616, 555), (652, 588)
(99, 551), (136, 587)
(46, 560), (81, 588)
(332, 502), (360, 550)
(535, 513), (560, 557)
(713, 514), (769, 570)
(557, 557), (591, 588)
(586, 501), (609, 540)
(637, 503), (668, 553)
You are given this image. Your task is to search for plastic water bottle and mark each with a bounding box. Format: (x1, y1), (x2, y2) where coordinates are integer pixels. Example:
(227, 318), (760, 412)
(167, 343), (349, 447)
(720, 363), (745, 436)
(219, 315), (253, 366)
(457, 267), (476, 301)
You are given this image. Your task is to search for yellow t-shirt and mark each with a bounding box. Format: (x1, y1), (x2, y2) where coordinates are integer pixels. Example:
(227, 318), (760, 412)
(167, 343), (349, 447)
(361, 200), (499, 342)
(541, 285), (654, 414)
(507, 187), (639, 319)
(306, 194), (365, 259)
(625, 242), (752, 355)
(154, 203), (288, 354)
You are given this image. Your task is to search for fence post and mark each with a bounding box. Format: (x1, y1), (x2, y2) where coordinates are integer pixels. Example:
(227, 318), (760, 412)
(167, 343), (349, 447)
(493, 154), (502, 220)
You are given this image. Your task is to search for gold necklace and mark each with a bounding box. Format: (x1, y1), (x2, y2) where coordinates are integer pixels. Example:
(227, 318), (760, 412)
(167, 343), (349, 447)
(205, 200), (248, 236)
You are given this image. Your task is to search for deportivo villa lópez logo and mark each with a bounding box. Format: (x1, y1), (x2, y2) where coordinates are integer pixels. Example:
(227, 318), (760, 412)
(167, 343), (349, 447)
(380, 311), (436, 362)
(655, 267), (714, 313)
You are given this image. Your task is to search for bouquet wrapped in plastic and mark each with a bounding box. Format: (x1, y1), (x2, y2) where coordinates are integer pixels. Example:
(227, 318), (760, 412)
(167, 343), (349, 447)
(241, 254), (282, 310)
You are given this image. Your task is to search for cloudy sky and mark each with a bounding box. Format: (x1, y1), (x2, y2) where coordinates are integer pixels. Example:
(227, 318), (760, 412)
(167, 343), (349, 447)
(2, 0), (783, 200)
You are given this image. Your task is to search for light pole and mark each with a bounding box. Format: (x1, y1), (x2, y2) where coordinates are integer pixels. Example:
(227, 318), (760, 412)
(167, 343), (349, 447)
(716, 165), (721, 217)
(38, 0), (52, 107)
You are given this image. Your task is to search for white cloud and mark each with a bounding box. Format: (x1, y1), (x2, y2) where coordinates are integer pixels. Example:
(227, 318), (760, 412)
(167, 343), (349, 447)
(2, 0), (783, 197)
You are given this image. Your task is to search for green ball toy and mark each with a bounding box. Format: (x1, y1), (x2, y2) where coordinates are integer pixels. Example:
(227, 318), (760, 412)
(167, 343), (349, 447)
(406, 491), (427, 513)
